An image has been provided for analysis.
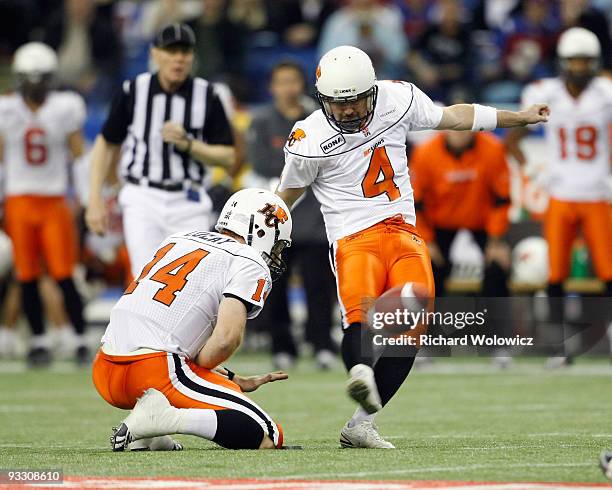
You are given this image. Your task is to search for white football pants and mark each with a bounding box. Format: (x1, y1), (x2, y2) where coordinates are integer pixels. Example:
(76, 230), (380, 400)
(119, 183), (212, 275)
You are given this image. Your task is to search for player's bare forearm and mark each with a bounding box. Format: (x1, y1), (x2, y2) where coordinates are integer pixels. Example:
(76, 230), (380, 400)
(161, 121), (235, 170)
(275, 186), (306, 210)
(496, 104), (549, 127)
(437, 103), (549, 131)
(88, 135), (120, 201)
(505, 127), (530, 165)
(196, 297), (246, 369)
(189, 140), (236, 170)
(85, 135), (120, 235)
(67, 130), (85, 159)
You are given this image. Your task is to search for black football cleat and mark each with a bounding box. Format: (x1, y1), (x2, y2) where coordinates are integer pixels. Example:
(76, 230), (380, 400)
(110, 423), (132, 452)
(27, 347), (52, 368)
(75, 345), (91, 367)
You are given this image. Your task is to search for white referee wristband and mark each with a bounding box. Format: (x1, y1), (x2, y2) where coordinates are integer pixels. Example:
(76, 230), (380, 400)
(471, 104), (497, 132)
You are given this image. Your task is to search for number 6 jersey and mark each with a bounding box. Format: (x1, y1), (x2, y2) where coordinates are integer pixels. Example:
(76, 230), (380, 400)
(279, 81), (443, 243)
(0, 91), (85, 196)
(101, 231), (272, 359)
(520, 76), (612, 202)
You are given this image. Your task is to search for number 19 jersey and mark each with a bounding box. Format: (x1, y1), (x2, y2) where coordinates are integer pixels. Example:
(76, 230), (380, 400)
(521, 77), (612, 201)
(279, 81), (443, 243)
(101, 231), (272, 359)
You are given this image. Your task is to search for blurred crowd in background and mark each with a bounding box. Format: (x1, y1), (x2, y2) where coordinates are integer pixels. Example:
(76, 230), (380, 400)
(1, 0), (611, 114)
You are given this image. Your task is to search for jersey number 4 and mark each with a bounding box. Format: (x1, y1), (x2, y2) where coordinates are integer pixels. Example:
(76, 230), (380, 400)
(559, 126), (598, 160)
(361, 146), (401, 201)
(24, 128), (48, 165)
(124, 243), (209, 307)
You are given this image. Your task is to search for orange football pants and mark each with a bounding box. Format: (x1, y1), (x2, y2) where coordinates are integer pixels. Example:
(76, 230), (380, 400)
(92, 349), (283, 447)
(331, 216), (435, 327)
(545, 198), (612, 283)
(4, 195), (77, 282)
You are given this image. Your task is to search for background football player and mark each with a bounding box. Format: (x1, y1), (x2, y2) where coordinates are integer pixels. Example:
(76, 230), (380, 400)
(506, 27), (612, 366)
(277, 45), (548, 448)
(0, 42), (89, 367)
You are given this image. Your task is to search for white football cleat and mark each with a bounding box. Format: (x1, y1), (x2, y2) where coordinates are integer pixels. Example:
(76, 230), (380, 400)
(0, 327), (21, 359)
(340, 420), (395, 449)
(545, 356), (573, 369)
(347, 364), (382, 414)
(111, 389), (181, 452)
(128, 436), (183, 451)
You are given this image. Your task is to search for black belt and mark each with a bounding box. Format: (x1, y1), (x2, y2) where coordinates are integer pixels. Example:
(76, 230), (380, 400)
(126, 175), (184, 192)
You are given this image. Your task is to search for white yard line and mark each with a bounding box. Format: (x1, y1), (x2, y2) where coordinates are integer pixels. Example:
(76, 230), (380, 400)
(280, 462), (593, 480)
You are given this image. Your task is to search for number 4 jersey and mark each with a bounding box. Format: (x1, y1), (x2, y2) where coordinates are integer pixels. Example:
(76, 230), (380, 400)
(279, 81), (443, 243)
(102, 231), (272, 359)
(0, 91), (85, 196)
(521, 76), (612, 202)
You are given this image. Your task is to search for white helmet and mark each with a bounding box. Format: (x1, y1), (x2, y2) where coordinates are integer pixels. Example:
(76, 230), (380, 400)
(216, 189), (292, 281)
(557, 27), (601, 59)
(315, 45), (377, 133)
(511, 237), (549, 287)
(557, 28), (601, 89)
(12, 42), (58, 76)
(12, 42), (57, 104)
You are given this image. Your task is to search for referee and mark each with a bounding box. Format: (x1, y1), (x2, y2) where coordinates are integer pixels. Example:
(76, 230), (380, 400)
(86, 23), (235, 274)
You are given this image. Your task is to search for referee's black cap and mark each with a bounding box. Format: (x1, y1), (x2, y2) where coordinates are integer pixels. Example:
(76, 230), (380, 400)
(153, 23), (196, 49)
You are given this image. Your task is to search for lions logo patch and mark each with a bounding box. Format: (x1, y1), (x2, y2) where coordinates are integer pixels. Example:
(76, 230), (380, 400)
(258, 204), (289, 227)
(287, 128), (306, 147)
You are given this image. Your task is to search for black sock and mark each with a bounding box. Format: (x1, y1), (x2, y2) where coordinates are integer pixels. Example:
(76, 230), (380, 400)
(605, 281), (612, 297)
(482, 261), (509, 297)
(57, 278), (86, 335)
(373, 355), (416, 407)
(547, 282), (565, 325)
(341, 323), (373, 370)
(21, 280), (45, 336)
(213, 409), (265, 449)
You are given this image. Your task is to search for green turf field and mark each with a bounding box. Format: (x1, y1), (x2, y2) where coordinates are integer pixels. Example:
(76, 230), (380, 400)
(0, 355), (611, 484)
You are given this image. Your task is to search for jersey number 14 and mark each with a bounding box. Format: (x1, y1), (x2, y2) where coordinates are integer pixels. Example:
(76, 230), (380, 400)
(124, 243), (208, 306)
(124, 242), (267, 307)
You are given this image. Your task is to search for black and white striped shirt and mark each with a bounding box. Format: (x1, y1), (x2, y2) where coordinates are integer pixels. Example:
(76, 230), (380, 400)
(102, 72), (233, 188)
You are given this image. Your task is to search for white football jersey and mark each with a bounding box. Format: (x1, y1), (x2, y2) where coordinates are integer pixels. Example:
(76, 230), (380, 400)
(101, 231), (272, 359)
(521, 77), (612, 201)
(279, 81), (443, 243)
(0, 91), (85, 196)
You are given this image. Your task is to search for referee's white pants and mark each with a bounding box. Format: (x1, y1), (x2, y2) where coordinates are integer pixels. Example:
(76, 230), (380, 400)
(119, 183), (212, 275)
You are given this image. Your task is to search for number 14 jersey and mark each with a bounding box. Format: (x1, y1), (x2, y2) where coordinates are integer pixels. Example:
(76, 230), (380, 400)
(521, 77), (612, 202)
(101, 231), (272, 359)
(279, 81), (443, 243)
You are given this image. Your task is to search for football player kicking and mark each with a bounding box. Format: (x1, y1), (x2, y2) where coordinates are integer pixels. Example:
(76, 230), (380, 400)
(277, 45), (549, 448)
(92, 189), (292, 451)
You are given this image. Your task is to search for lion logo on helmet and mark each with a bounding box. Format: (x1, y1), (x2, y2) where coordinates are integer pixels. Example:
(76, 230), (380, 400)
(258, 204), (289, 227)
